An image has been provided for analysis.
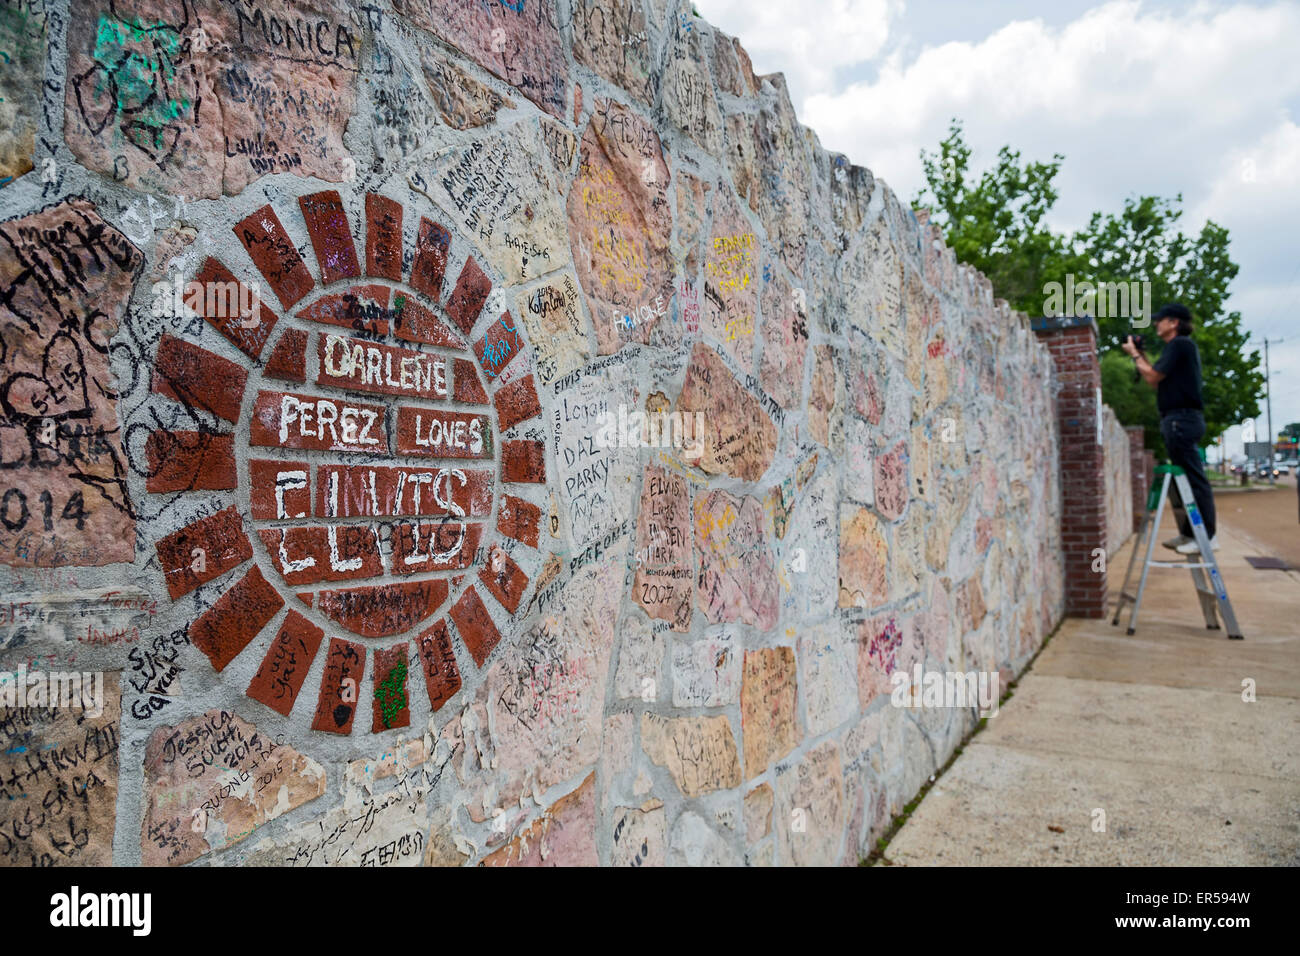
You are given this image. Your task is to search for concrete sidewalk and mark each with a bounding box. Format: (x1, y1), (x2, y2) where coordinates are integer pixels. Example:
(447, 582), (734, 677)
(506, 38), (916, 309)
(883, 505), (1300, 866)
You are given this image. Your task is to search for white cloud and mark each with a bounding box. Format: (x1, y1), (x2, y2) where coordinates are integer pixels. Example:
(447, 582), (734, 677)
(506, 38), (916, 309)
(692, 0), (899, 102)
(794, 1), (1300, 211)
(1192, 118), (1300, 298)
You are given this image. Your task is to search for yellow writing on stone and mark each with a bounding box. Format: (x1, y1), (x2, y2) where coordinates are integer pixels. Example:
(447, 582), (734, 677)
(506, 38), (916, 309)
(581, 166), (625, 221)
(712, 234), (756, 252)
(581, 166), (627, 227)
(695, 502), (738, 542)
(724, 314), (754, 341)
(594, 232), (646, 293)
(706, 233), (756, 294)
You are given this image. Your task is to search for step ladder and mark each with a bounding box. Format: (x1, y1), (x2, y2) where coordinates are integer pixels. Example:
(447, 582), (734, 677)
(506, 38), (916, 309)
(1112, 464), (1243, 639)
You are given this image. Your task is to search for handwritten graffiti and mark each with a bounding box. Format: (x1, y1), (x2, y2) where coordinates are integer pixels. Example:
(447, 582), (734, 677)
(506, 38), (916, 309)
(0, 199), (142, 567)
(64, 0), (363, 197)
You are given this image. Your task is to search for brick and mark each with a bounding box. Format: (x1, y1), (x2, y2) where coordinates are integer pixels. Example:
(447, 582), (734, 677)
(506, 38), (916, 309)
(365, 193), (403, 281)
(414, 618), (461, 712)
(449, 585), (500, 668)
(191, 565), (284, 673)
(474, 313), (525, 381)
(394, 407), (492, 459)
(311, 637), (367, 734)
(155, 505), (252, 600)
(248, 459), (311, 520)
(392, 295), (465, 349)
(257, 525), (384, 586)
(189, 257), (279, 360)
(494, 374), (541, 431)
(315, 465), (493, 519)
(391, 521), (483, 574)
(372, 644), (411, 732)
(246, 609), (324, 717)
(299, 190), (360, 285)
(264, 328), (308, 383)
(153, 335), (247, 423)
(445, 256), (491, 334)
(316, 333), (450, 400)
(453, 358), (489, 405)
(145, 430), (236, 493)
(478, 545), (528, 614)
(315, 580), (450, 637)
(497, 494), (541, 547)
(410, 217), (452, 301)
(502, 440), (546, 483)
(296, 285), (392, 336)
(249, 390), (389, 454)
(233, 204), (315, 309)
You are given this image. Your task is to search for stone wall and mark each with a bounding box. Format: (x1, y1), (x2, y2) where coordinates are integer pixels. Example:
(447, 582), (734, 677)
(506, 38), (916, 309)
(0, 0), (1066, 867)
(1103, 408), (1133, 554)
(1126, 425), (1148, 533)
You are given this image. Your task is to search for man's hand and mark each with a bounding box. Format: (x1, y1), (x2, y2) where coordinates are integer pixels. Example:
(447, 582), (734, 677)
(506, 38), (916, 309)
(1131, 345), (1165, 387)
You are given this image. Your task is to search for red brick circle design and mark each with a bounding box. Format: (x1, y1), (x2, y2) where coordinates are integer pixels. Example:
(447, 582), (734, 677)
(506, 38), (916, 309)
(147, 191), (546, 734)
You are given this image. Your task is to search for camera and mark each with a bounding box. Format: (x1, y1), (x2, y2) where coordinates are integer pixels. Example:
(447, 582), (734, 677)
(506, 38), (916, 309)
(1126, 333), (1146, 382)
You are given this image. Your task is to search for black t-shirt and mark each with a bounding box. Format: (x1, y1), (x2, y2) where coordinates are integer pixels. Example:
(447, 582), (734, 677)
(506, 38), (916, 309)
(1152, 334), (1203, 416)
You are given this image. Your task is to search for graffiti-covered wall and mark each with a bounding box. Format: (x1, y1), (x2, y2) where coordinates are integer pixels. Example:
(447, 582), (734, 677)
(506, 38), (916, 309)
(1103, 407), (1133, 555)
(0, 0), (1064, 866)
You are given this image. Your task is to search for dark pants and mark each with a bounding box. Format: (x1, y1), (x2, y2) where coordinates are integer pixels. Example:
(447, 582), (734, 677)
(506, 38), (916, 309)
(1161, 409), (1216, 538)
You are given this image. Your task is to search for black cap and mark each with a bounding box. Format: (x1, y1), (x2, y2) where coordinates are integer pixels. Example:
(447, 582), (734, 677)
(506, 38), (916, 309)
(1152, 303), (1192, 323)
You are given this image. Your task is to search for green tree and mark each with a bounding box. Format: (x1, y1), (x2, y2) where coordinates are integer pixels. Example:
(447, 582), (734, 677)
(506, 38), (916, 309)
(1100, 350), (1160, 450)
(914, 120), (1263, 452)
(1280, 422), (1300, 452)
(1072, 199), (1262, 442)
(915, 120), (1074, 314)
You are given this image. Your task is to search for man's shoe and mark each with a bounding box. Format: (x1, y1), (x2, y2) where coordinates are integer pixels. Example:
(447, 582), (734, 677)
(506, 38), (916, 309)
(1162, 534), (1192, 551)
(1175, 535), (1218, 555)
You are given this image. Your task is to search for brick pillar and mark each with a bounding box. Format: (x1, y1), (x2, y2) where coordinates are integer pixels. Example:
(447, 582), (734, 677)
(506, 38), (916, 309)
(1033, 316), (1107, 618)
(1126, 425), (1148, 531)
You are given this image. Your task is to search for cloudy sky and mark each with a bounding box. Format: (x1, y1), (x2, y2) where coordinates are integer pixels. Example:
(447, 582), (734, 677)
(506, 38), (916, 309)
(695, 0), (1300, 457)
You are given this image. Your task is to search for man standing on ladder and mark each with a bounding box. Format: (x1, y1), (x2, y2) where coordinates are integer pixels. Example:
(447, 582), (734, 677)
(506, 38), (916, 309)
(1122, 303), (1218, 554)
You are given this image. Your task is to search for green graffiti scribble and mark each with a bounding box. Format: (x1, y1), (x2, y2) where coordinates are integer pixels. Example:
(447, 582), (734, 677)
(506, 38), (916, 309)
(90, 15), (191, 137)
(374, 660), (408, 728)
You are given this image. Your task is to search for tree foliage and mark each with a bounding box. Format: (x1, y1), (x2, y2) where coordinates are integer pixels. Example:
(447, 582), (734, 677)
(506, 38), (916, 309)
(914, 120), (1263, 451)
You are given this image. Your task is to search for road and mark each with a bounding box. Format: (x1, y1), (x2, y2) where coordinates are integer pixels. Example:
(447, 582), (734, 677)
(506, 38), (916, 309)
(1214, 473), (1300, 568)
